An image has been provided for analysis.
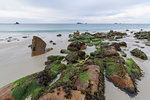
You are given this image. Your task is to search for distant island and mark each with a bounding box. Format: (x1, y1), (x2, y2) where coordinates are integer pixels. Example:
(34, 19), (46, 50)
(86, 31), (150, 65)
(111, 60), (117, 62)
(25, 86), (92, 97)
(77, 22), (87, 24)
(15, 22), (19, 24)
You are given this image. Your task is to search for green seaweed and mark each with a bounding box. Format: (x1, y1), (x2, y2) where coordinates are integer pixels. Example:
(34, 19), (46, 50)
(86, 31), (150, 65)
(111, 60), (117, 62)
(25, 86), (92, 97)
(12, 80), (40, 100)
(79, 71), (90, 83)
(90, 47), (102, 58)
(125, 58), (143, 80)
(105, 61), (126, 78)
(50, 64), (66, 77)
(32, 87), (44, 100)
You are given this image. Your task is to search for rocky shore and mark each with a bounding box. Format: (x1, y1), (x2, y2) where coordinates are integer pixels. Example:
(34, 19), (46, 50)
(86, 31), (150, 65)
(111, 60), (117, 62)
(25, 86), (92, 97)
(0, 30), (149, 100)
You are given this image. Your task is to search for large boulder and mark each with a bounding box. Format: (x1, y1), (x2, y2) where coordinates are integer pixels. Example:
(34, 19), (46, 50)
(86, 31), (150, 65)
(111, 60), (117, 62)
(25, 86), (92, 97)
(105, 57), (137, 94)
(67, 42), (87, 51)
(31, 36), (46, 56)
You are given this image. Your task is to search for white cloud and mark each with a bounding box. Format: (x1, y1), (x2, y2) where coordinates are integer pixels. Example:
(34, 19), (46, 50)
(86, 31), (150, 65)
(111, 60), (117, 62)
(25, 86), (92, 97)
(0, 0), (150, 23)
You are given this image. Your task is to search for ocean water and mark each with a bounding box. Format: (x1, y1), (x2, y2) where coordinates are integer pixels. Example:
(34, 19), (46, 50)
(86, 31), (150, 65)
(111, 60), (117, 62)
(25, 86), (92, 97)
(0, 24), (150, 34)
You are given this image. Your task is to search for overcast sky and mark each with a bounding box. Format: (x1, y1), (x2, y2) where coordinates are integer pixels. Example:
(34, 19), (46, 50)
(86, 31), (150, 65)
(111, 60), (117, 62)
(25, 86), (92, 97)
(0, 0), (150, 23)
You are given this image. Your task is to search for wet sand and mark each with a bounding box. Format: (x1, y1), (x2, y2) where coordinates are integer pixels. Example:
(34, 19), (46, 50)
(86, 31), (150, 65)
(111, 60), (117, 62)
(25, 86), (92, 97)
(0, 32), (150, 100)
(0, 33), (69, 88)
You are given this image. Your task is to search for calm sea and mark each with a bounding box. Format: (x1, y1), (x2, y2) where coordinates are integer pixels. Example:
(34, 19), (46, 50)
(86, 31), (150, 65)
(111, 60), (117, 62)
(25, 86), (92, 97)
(0, 24), (150, 34)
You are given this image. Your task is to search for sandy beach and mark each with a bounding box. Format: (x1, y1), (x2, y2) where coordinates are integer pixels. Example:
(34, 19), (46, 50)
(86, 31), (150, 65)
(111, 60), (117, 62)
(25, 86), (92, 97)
(0, 31), (150, 100)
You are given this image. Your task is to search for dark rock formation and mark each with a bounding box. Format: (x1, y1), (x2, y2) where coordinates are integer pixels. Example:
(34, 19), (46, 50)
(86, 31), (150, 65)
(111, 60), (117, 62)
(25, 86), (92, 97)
(119, 42), (127, 47)
(67, 42), (87, 51)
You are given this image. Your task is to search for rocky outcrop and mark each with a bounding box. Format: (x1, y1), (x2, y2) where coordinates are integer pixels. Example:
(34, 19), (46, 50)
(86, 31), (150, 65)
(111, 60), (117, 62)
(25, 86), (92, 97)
(104, 57), (137, 95)
(31, 36), (46, 56)
(130, 48), (148, 60)
(0, 85), (15, 100)
(109, 74), (135, 94)
(67, 42), (87, 51)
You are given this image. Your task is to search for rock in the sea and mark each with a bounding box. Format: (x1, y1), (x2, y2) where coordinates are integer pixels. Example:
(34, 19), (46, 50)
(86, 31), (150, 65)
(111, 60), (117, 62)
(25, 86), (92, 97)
(31, 36), (46, 56)
(130, 48), (148, 60)
(67, 42), (87, 51)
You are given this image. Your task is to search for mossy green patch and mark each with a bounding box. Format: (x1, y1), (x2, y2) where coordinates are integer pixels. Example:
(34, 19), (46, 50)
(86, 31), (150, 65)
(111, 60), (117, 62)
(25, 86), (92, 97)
(50, 64), (66, 77)
(105, 61), (126, 78)
(122, 51), (127, 57)
(90, 47), (102, 58)
(125, 58), (143, 80)
(31, 87), (44, 100)
(79, 71), (90, 83)
(12, 80), (40, 100)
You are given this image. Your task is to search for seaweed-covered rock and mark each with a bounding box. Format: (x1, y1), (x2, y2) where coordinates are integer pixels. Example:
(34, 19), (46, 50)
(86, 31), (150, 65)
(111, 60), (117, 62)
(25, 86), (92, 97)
(76, 65), (105, 100)
(125, 58), (143, 80)
(73, 30), (80, 37)
(130, 48), (148, 60)
(31, 36), (46, 56)
(110, 42), (121, 51)
(105, 57), (137, 95)
(57, 34), (62, 37)
(119, 42), (127, 47)
(67, 42), (87, 51)
(45, 55), (64, 65)
(60, 49), (70, 54)
(65, 52), (78, 63)
(90, 45), (118, 58)
(77, 51), (86, 59)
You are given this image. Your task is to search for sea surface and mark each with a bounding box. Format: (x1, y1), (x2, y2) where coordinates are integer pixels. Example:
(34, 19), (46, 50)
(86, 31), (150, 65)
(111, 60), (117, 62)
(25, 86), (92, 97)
(0, 24), (150, 34)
